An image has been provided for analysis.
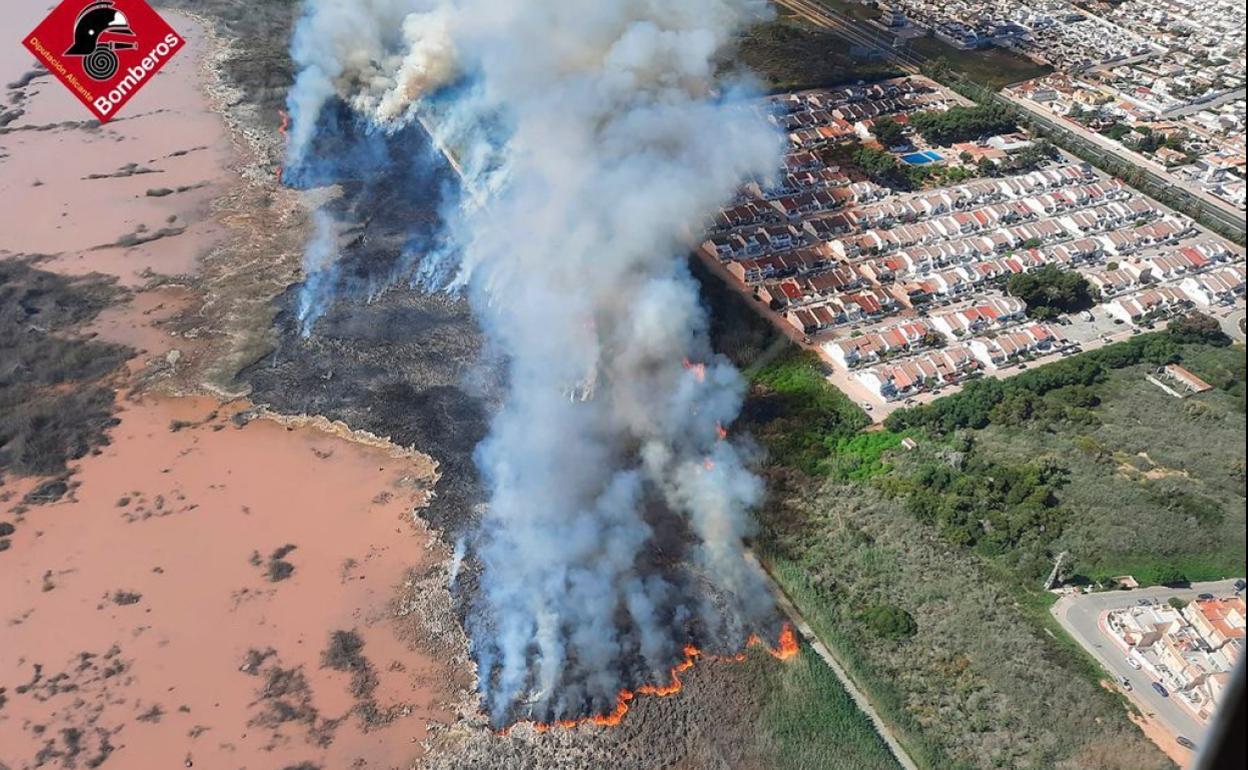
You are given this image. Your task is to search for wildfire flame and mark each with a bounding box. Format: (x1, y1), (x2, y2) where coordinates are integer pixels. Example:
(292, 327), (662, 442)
(716, 422), (729, 441)
(509, 624), (800, 734)
(681, 357), (707, 383)
(276, 109), (290, 183)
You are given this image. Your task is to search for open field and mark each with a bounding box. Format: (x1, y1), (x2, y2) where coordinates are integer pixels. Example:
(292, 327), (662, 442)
(734, 14), (901, 92)
(906, 37), (1052, 91)
(805, 0), (1053, 89)
(972, 346), (1246, 586)
(758, 485), (1176, 770)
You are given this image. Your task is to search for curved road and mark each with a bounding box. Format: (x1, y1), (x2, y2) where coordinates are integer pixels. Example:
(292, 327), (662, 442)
(1051, 580), (1244, 756)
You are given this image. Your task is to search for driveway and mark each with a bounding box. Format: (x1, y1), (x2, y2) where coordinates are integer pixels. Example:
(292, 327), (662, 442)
(1051, 579), (1244, 756)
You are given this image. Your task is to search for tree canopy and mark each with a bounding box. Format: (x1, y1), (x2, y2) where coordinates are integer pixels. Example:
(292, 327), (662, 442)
(1006, 266), (1099, 319)
(908, 103), (1018, 146)
(871, 116), (907, 148)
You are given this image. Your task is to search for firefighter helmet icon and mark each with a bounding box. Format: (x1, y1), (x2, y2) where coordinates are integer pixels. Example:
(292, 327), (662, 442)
(64, 1), (138, 81)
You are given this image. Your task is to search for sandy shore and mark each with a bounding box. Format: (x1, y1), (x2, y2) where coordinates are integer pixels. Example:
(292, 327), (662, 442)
(2, 7), (463, 770)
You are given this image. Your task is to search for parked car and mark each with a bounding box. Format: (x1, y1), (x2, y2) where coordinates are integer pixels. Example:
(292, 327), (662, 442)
(1236, 579), (1246, 593)
(1198, 593), (1215, 601)
(1176, 737), (1196, 750)
(1120, 677), (1132, 691)
(1151, 682), (1169, 698)
(1126, 657), (1142, 670)
(1137, 598), (1152, 606)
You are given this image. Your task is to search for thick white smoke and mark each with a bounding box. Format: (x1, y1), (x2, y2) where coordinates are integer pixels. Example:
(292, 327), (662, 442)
(286, 0), (784, 723)
(296, 209), (342, 336)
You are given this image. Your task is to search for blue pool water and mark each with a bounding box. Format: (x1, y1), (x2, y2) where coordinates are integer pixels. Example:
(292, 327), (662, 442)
(900, 150), (944, 165)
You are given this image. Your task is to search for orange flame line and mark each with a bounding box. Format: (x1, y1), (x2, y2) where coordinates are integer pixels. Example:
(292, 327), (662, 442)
(509, 624), (799, 734)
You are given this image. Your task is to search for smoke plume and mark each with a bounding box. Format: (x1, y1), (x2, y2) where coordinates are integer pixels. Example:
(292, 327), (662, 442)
(286, 0), (785, 724)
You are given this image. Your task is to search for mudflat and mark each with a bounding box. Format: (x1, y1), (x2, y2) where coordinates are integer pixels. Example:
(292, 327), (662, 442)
(1, 9), (463, 770)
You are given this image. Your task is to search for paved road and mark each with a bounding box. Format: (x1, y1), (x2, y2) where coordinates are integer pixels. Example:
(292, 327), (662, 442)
(1000, 93), (1247, 239)
(1051, 579), (1244, 756)
(1221, 306), (1246, 343)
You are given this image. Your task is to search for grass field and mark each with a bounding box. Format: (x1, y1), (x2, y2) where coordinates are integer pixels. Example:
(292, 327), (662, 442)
(908, 38), (1052, 90)
(973, 345), (1246, 586)
(807, 0), (1053, 90)
(759, 645), (902, 770)
(734, 15), (901, 92)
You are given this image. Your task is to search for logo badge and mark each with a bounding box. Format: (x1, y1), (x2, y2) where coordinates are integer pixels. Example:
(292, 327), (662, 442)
(22, 0), (184, 123)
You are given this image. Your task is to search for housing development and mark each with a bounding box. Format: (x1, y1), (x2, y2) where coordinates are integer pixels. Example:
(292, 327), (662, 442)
(1108, 595), (1244, 723)
(857, 0), (1246, 210)
(700, 75), (1245, 410)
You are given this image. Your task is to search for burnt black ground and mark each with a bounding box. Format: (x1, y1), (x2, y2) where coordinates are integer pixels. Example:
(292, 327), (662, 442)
(0, 258), (132, 481)
(237, 98), (500, 538)
(159, 1), (497, 536)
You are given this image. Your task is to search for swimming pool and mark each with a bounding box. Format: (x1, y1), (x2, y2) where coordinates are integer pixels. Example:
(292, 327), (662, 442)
(900, 150), (944, 165)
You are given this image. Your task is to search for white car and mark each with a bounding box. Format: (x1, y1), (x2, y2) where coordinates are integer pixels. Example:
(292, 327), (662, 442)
(1126, 657), (1142, 670)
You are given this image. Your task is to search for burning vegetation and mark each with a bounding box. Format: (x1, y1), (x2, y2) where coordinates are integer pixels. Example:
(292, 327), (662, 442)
(510, 624), (801, 734)
(281, 0), (789, 730)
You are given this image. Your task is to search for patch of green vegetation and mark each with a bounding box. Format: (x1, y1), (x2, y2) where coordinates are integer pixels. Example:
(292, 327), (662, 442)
(955, 341), (1246, 587)
(911, 39), (1053, 91)
(1006, 265), (1100, 319)
(861, 604), (917, 639)
(871, 116), (907, 148)
(909, 102), (1018, 146)
(746, 350), (871, 475)
(760, 644), (902, 770)
(826, 431), (904, 482)
(759, 487), (1174, 770)
(880, 442), (1071, 568)
(732, 15), (900, 92)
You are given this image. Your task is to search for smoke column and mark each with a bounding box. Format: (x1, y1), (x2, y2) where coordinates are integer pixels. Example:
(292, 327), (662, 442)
(286, 0), (785, 724)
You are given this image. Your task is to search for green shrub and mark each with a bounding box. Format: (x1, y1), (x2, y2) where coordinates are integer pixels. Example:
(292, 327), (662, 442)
(862, 604), (918, 639)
